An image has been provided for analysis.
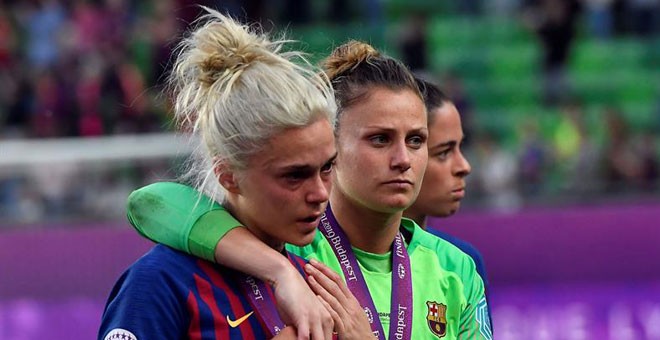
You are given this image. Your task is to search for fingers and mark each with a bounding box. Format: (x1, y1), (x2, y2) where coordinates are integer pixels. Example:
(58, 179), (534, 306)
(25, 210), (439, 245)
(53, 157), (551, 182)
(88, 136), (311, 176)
(318, 298), (335, 340)
(292, 309), (333, 340)
(317, 294), (344, 333)
(308, 274), (343, 308)
(270, 265), (330, 340)
(306, 261), (348, 297)
(309, 259), (364, 309)
(296, 319), (310, 340)
(306, 264), (347, 307)
(309, 275), (373, 340)
(295, 293), (332, 340)
(309, 259), (345, 287)
(307, 272), (351, 334)
(308, 310), (329, 340)
(306, 260), (374, 340)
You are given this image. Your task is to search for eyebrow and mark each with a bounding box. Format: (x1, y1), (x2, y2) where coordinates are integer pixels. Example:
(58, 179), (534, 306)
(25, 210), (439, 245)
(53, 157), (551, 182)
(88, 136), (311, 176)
(363, 126), (428, 133)
(279, 153), (338, 172)
(430, 136), (465, 150)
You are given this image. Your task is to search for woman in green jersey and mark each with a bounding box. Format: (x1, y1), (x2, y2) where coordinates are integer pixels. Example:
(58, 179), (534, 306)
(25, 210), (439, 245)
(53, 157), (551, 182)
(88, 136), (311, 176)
(128, 41), (491, 339)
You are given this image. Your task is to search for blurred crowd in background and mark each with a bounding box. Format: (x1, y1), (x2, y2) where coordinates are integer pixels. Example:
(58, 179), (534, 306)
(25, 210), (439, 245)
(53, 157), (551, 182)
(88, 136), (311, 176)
(0, 0), (659, 224)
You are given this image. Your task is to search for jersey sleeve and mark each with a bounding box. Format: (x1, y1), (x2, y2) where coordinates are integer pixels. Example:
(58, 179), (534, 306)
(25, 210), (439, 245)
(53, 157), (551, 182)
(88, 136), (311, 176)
(457, 263), (493, 340)
(127, 182), (243, 261)
(426, 228), (493, 328)
(98, 255), (187, 339)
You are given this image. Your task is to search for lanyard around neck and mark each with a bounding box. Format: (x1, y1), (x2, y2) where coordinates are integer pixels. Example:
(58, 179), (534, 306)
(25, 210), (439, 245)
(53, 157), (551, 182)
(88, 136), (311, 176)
(237, 258), (291, 336)
(318, 206), (413, 340)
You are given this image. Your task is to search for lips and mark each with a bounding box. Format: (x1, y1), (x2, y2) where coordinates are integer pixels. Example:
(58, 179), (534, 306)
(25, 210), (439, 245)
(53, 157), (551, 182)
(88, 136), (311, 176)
(452, 187), (465, 199)
(297, 215), (321, 234)
(383, 179), (414, 185)
(299, 213), (322, 224)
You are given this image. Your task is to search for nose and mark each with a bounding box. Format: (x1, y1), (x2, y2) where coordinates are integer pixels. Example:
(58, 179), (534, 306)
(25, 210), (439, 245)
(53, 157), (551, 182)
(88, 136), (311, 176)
(306, 174), (330, 204)
(453, 150), (471, 178)
(391, 141), (412, 172)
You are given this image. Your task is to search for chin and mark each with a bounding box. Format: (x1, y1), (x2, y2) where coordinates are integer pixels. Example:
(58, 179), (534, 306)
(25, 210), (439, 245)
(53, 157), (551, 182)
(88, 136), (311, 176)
(382, 201), (413, 213)
(446, 205), (460, 216)
(433, 210), (453, 218)
(433, 204), (459, 218)
(286, 232), (316, 247)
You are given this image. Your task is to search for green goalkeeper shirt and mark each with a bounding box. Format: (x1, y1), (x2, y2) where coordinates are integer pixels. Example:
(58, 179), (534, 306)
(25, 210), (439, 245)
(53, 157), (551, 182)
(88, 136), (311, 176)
(127, 182), (493, 340)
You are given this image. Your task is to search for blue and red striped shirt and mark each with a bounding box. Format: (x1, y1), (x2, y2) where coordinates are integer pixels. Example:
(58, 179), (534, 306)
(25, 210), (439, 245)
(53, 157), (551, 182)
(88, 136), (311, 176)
(99, 245), (308, 340)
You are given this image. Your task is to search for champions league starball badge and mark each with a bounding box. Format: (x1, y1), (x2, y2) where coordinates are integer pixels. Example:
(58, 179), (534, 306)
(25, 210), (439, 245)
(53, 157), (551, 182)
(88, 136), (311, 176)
(364, 306), (374, 323)
(104, 328), (138, 340)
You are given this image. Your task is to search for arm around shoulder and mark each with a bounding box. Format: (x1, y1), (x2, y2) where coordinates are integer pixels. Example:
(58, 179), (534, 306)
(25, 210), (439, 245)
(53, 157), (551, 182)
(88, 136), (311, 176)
(126, 182), (241, 261)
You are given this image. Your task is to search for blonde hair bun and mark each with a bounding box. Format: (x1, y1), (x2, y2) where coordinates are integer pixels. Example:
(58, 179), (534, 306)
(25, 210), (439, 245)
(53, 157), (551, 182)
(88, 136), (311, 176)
(195, 20), (269, 87)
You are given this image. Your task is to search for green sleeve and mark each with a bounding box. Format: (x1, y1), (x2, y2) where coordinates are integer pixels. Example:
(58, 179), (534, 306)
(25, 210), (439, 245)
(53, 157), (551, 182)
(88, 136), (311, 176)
(126, 182), (243, 262)
(457, 258), (492, 340)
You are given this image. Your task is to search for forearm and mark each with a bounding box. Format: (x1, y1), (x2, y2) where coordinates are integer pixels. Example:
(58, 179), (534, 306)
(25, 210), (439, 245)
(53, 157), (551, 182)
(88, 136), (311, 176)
(214, 227), (295, 285)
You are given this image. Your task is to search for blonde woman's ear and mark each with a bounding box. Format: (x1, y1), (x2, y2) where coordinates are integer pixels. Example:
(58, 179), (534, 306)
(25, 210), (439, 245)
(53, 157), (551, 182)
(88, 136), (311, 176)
(214, 159), (241, 194)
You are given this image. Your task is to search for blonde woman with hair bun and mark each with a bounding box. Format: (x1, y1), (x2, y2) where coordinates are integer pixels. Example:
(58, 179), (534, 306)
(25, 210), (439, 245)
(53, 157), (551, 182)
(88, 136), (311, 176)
(99, 8), (346, 340)
(123, 40), (493, 339)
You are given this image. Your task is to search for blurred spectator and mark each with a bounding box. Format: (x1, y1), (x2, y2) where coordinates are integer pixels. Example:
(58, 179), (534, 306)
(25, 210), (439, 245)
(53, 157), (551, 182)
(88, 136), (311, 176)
(71, 0), (105, 55)
(522, 0), (581, 105)
(453, 0), (484, 16)
(0, 174), (20, 222)
(581, 0), (614, 39)
(398, 13), (429, 73)
(30, 70), (70, 138)
(625, 0), (660, 37)
(2, 74), (32, 136)
(282, 0), (311, 24)
(442, 71), (476, 147)
(0, 5), (16, 69)
(472, 132), (522, 213)
(100, 0), (133, 54)
(602, 107), (659, 193)
(76, 56), (104, 136)
(518, 119), (549, 197)
(149, 0), (178, 86)
(361, 0), (384, 27)
(552, 100), (601, 195)
(327, 0), (383, 25)
(638, 132), (660, 189)
(23, 0), (67, 69)
(486, 0), (523, 17)
(28, 162), (79, 219)
(656, 92), (660, 133)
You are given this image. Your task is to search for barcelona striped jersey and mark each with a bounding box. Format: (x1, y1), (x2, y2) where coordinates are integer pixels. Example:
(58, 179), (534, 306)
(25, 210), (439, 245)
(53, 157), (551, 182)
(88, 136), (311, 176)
(98, 245), (308, 340)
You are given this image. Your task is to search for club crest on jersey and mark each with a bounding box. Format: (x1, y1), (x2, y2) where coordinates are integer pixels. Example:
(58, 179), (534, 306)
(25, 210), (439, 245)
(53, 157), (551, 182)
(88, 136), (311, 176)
(426, 301), (447, 338)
